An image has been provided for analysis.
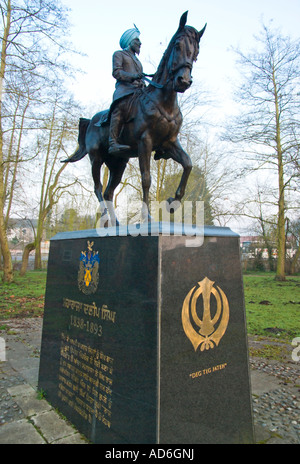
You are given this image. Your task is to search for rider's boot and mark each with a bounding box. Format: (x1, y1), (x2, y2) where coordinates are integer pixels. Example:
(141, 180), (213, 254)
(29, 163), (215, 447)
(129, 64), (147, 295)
(108, 107), (130, 155)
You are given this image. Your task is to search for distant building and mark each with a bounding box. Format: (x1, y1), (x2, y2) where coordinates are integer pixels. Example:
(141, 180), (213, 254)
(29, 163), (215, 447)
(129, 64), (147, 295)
(240, 234), (296, 260)
(7, 218), (49, 258)
(7, 218), (37, 244)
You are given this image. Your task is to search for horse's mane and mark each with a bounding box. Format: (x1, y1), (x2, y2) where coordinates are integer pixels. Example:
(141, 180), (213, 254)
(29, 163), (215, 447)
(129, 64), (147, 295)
(152, 26), (200, 85)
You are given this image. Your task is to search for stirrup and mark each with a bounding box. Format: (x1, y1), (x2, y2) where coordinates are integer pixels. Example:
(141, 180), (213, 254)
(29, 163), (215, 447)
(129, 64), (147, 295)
(108, 143), (130, 155)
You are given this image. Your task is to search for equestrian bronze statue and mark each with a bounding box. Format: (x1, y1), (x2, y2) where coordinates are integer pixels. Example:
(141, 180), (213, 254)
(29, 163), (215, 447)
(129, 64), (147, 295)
(64, 11), (206, 224)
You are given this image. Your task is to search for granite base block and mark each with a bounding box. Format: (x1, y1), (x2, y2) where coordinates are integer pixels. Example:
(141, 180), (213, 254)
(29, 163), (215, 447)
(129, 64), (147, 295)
(38, 224), (254, 444)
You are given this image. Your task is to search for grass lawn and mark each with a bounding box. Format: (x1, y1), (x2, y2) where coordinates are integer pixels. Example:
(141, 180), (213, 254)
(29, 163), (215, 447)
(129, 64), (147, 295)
(0, 270), (46, 320)
(0, 270), (299, 343)
(243, 273), (300, 340)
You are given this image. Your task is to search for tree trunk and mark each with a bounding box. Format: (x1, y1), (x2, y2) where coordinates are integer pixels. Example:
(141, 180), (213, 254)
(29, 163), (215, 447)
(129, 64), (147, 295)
(0, 0), (13, 283)
(5, 100), (29, 226)
(273, 68), (286, 281)
(0, 213), (13, 282)
(34, 230), (42, 270)
(276, 147), (286, 280)
(20, 243), (35, 276)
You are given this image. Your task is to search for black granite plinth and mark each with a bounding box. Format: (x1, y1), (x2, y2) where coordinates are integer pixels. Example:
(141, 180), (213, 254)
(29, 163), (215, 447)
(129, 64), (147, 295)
(38, 223), (254, 444)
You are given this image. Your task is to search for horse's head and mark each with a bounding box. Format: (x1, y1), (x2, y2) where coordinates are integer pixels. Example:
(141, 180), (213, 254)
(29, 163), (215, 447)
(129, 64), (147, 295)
(162, 11), (206, 93)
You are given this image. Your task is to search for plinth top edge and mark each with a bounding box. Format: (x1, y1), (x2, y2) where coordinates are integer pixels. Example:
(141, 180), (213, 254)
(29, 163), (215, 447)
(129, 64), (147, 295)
(50, 222), (240, 241)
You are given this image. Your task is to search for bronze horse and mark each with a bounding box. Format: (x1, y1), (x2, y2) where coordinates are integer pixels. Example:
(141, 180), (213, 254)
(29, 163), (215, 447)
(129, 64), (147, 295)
(64, 12), (206, 224)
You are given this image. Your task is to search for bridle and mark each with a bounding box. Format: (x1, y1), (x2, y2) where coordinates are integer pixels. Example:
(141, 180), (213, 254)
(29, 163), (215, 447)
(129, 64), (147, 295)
(143, 32), (196, 90)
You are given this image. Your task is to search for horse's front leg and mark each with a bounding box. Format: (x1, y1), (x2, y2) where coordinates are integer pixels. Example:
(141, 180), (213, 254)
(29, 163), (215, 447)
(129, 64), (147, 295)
(165, 139), (192, 205)
(138, 133), (153, 222)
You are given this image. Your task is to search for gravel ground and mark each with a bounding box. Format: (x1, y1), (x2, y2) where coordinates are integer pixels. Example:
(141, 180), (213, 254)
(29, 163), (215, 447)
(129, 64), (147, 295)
(250, 342), (300, 444)
(0, 363), (26, 425)
(0, 319), (299, 444)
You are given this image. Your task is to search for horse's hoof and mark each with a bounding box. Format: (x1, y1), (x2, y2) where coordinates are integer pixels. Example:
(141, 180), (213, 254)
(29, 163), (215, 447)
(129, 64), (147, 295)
(166, 197), (181, 213)
(167, 197), (175, 205)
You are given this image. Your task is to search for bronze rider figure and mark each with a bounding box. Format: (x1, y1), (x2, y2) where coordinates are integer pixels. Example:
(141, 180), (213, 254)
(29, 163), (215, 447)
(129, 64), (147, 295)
(108, 25), (145, 155)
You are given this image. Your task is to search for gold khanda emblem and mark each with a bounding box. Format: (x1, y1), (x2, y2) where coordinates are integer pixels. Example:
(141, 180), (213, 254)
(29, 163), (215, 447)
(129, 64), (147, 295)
(182, 277), (229, 352)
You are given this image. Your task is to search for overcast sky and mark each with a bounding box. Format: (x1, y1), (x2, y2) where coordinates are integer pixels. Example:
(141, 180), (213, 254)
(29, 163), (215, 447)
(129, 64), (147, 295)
(62, 0), (300, 113)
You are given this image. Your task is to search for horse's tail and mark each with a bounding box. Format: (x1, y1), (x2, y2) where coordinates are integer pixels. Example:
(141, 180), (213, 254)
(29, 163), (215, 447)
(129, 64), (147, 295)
(62, 118), (90, 163)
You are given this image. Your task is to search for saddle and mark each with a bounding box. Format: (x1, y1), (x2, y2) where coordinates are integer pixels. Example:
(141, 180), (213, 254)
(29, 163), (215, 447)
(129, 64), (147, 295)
(94, 90), (143, 128)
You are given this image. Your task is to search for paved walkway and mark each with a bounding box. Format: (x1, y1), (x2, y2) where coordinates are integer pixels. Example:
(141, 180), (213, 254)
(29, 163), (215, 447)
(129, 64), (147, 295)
(0, 319), (87, 444)
(0, 318), (299, 444)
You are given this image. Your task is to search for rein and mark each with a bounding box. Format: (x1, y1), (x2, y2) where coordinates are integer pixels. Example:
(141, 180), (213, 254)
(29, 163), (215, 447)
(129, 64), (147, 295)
(142, 73), (163, 89)
(139, 35), (195, 121)
(142, 61), (192, 90)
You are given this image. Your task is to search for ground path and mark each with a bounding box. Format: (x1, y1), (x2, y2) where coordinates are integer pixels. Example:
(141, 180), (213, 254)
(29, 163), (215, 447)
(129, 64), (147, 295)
(0, 319), (299, 444)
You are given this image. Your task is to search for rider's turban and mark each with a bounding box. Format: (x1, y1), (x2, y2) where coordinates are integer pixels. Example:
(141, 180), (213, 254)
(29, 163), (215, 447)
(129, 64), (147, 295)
(119, 24), (140, 50)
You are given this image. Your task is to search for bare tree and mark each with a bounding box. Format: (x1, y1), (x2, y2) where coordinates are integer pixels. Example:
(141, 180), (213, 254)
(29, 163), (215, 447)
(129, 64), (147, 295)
(223, 24), (300, 281)
(31, 91), (81, 270)
(233, 182), (279, 270)
(0, 0), (78, 282)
